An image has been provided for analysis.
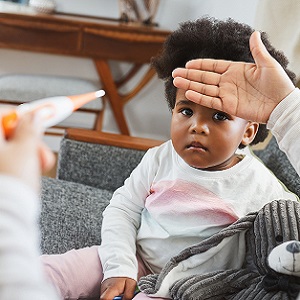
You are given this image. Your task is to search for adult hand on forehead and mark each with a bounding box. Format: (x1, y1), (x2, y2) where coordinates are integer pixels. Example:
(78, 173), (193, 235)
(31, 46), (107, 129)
(172, 31), (295, 123)
(0, 110), (55, 192)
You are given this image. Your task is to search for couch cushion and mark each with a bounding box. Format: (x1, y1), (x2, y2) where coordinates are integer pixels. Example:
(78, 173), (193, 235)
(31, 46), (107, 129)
(254, 137), (300, 198)
(40, 177), (112, 254)
(57, 138), (146, 191)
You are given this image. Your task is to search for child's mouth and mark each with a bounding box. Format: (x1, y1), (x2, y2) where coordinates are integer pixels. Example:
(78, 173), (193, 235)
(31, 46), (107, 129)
(188, 142), (208, 152)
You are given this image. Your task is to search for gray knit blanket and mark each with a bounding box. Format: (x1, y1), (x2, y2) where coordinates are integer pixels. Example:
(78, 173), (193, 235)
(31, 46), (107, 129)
(138, 200), (300, 299)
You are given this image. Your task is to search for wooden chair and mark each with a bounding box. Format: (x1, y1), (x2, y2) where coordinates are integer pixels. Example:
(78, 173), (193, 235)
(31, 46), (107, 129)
(0, 74), (105, 135)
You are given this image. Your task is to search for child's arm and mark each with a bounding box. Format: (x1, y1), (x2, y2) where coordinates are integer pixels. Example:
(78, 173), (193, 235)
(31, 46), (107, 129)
(98, 147), (158, 299)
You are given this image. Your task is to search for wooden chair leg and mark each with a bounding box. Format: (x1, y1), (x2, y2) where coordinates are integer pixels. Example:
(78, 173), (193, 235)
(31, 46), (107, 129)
(93, 98), (106, 131)
(94, 59), (130, 135)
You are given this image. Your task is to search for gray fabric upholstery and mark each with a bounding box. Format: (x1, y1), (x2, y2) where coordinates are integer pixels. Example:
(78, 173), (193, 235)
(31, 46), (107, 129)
(57, 138), (147, 191)
(40, 177), (112, 255)
(254, 137), (300, 198)
(40, 136), (147, 255)
(0, 74), (103, 110)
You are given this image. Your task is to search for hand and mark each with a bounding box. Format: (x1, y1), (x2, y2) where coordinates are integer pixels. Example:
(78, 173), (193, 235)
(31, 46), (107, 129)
(100, 277), (137, 300)
(172, 31), (295, 123)
(0, 111), (55, 192)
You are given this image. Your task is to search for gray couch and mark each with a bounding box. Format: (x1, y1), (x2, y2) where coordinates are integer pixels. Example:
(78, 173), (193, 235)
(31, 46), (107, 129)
(39, 129), (300, 296)
(40, 129), (162, 255)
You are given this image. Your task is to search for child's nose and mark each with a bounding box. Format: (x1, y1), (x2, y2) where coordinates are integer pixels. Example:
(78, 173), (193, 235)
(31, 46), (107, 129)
(190, 118), (209, 135)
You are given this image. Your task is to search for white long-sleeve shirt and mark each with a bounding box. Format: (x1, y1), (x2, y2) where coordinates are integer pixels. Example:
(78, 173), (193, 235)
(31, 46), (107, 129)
(99, 124), (298, 281)
(0, 176), (59, 300)
(268, 88), (300, 177)
(268, 89), (300, 300)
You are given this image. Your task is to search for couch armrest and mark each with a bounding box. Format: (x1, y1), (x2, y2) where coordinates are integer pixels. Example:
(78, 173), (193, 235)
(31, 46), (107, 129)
(254, 137), (300, 198)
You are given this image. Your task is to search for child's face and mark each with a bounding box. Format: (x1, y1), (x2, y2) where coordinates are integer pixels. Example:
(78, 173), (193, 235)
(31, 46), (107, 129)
(171, 89), (258, 171)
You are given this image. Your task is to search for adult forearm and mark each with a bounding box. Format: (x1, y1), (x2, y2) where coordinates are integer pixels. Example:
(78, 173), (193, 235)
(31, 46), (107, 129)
(268, 88), (300, 176)
(0, 176), (59, 300)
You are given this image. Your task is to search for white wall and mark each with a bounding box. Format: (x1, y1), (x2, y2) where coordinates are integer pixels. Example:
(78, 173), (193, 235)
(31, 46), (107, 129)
(55, 0), (259, 30)
(0, 0), (259, 150)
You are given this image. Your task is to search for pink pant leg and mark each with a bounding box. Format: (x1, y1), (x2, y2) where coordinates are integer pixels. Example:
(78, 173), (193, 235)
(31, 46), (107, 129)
(40, 246), (153, 300)
(40, 246), (102, 299)
(135, 255), (165, 300)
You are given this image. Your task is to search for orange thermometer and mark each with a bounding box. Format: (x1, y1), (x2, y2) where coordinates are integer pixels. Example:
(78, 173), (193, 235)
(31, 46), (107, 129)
(1, 89), (105, 139)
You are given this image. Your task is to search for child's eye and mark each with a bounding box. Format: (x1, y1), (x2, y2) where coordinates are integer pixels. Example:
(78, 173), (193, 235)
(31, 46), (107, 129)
(213, 112), (229, 121)
(180, 108), (193, 116)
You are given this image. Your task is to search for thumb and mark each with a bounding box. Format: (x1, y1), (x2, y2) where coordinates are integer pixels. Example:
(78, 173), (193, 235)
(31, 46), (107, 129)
(249, 31), (275, 68)
(123, 279), (137, 300)
(14, 112), (43, 140)
(39, 142), (56, 174)
(13, 112), (41, 144)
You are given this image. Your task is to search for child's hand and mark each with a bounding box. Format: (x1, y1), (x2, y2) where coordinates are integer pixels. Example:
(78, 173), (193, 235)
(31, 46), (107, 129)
(0, 111), (55, 192)
(100, 277), (137, 300)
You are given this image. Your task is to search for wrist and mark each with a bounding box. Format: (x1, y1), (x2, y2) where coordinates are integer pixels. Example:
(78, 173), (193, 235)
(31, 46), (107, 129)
(0, 175), (39, 220)
(268, 88), (300, 129)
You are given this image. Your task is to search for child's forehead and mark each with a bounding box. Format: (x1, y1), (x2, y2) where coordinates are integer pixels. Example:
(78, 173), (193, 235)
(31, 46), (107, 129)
(175, 89), (190, 102)
(175, 97), (204, 108)
(174, 97), (232, 115)
(175, 98), (191, 105)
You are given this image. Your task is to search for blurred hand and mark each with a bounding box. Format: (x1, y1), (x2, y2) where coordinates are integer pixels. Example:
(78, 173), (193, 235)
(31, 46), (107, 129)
(100, 277), (137, 300)
(0, 111), (55, 192)
(172, 31), (295, 123)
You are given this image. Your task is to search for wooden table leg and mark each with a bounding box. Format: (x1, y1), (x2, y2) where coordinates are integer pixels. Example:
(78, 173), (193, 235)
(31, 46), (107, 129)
(94, 59), (130, 135)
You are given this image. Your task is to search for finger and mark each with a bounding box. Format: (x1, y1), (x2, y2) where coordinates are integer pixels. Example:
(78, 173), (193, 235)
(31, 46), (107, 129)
(172, 67), (188, 79)
(0, 107), (17, 143)
(0, 117), (5, 143)
(185, 90), (223, 111)
(39, 142), (55, 173)
(122, 281), (137, 300)
(100, 289), (114, 300)
(173, 77), (219, 97)
(173, 68), (221, 86)
(185, 58), (232, 74)
(172, 76), (191, 90)
(13, 112), (40, 143)
(100, 286), (120, 300)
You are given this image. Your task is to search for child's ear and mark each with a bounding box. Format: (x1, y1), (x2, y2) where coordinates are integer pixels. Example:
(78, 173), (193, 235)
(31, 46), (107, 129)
(241, 122), (259, 146)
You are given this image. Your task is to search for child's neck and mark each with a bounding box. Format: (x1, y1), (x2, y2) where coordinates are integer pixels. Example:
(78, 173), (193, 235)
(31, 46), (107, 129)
(198, 154), (244, 171)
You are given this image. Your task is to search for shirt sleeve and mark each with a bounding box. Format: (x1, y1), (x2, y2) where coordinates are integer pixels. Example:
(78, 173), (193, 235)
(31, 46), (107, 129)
(98, 147), (158, 281)
(0, 175), (59, 300)
(267, 88), (300, 177)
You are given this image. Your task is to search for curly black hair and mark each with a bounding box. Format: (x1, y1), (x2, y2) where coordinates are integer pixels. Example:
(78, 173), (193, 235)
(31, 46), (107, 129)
(152, 16), (296, 147)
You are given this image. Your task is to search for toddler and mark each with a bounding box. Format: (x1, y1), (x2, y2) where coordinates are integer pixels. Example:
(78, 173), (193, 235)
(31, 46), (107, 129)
(41, 17), (298, 300)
